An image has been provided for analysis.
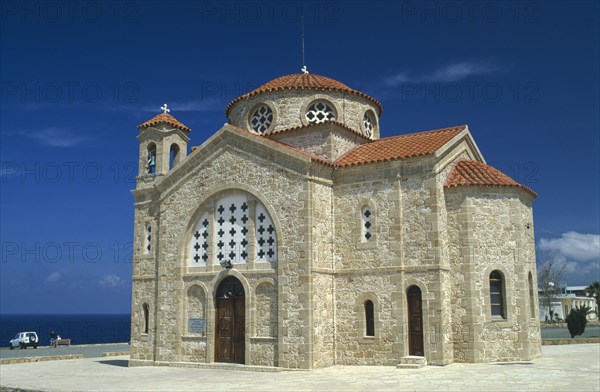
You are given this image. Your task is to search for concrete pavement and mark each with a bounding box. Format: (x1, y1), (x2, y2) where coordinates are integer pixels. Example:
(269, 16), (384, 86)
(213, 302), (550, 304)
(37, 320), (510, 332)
(1, 344), (598, 391)
(0, 343), (129, 359)
(0, 343), (130, 360)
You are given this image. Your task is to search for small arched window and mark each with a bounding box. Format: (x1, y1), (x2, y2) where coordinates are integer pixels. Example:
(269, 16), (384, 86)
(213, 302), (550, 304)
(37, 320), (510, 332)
(528, 272), (535, 319)
(169, 144), (180, 170)
(365, 300), (375, 337)
(489, 270), (506, 319)
(147, 143), (157, 174)
(361, 205), (373, 242)
(144, 224), (151, 254)
(142, 303), (149, 334)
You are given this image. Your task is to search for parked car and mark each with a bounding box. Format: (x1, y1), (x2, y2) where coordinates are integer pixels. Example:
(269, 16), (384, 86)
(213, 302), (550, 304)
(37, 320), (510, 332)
(9, 332), (38, 349)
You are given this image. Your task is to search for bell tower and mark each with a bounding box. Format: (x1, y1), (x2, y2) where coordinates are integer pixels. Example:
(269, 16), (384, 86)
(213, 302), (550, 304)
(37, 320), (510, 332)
(136, 104), (191, 189)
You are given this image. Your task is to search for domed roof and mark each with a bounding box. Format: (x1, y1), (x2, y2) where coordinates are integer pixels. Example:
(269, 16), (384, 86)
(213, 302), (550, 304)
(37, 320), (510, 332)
(226, 73), (382, 115)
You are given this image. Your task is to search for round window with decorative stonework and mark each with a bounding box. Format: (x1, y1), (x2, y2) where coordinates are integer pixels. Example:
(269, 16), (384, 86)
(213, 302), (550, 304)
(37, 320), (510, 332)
(249, 104), (273, 134)
(363, 111), (375, 137)
(306, 101), (335, 124)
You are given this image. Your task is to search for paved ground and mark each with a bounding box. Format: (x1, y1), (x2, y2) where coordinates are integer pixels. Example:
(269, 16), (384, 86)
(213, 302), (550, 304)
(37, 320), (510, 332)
(0, 343), (130, 360)
(1, 344), (598, 392)
(1, 327), (596, 362)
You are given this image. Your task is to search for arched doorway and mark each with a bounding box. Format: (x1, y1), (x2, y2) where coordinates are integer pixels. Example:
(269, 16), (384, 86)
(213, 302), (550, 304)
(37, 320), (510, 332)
(407, 285), (424, 356)
(215, 276), (245, 363)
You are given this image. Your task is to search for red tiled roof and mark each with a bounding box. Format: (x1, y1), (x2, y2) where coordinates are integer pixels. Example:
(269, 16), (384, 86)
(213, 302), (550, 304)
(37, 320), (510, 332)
(334, 126), (465, 167)
(226, 73), (382, 115)
(444, 160), (537, 198)
(138, 112), (191, 132)
(264, 120), (370, 141)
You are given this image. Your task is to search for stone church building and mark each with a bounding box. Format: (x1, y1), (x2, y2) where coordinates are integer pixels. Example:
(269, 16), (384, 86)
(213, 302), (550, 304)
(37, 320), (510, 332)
(129, 72), (541, 369)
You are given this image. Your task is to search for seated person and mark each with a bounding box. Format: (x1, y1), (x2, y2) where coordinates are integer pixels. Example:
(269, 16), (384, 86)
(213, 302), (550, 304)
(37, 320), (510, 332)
(49, 330), (57, 346)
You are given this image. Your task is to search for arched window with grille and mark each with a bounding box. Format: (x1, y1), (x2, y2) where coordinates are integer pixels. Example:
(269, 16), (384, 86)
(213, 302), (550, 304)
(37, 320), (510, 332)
(188, 192), (277, 266)
(144, 224), (151, 254)
(360, 205), (373, 242)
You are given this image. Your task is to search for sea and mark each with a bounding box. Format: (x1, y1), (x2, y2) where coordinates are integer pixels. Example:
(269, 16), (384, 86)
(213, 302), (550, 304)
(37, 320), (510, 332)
(0, 314), (131, 346)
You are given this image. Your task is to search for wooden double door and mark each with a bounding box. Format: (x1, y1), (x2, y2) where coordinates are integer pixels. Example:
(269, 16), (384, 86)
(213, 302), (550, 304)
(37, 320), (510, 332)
(215, 277), (245, 364)
(407, 285), (424, 356)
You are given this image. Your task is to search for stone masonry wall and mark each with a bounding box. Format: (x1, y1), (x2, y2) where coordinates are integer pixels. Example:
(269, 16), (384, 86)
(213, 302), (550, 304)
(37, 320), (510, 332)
(131, 130), (324, 368)
(270, 126), (366, 162)
(130, 201), (157, 364)
(330, 159), (453, 365)
(445, 185), (541, 362)
(311, 182), (335, 368)
(158, 147), (301, 367)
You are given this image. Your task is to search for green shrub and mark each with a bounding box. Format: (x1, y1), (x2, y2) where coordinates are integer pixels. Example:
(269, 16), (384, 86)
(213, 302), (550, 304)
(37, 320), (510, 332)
(565, 304), (592, 338)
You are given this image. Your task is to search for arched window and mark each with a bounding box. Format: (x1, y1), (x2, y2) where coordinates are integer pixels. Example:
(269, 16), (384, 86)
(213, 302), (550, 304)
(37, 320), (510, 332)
(147, 143), (157, 174)
(489, 270), (506, 319)
(142, 303), (149, 334)
(169, 144), (180, 170)
(144, 224), (151, 254)
(189, 192), (277, 266)
(528, 272), (535, 319)
(365, 300), (375, 337)
(361, 205), (373, 242)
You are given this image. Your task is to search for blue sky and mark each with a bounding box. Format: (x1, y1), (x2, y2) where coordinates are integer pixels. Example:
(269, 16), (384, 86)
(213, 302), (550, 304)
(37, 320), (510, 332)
(1, 1), (599, 314)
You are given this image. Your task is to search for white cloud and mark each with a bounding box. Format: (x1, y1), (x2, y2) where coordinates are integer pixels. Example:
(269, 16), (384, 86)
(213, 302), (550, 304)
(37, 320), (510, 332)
(384, 61), (501, 87)
(538, 232), (600, 285)
(539, 232), (600, 262)
(46, 272), (61, 284)
(99, 274), (122, 288)
(20, 128), (88, 148)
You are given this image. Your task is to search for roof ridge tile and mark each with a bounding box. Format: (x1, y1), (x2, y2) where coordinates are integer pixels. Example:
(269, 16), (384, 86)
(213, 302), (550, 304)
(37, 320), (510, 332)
(138, 112), (191, 132)
(226, 73), (382, 115)
(334, 125), (465, 167)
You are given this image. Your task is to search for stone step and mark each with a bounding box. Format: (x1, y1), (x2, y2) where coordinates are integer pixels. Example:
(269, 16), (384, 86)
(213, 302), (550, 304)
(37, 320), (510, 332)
(396, 355), (427, 369)
(168, 361), (284, 372)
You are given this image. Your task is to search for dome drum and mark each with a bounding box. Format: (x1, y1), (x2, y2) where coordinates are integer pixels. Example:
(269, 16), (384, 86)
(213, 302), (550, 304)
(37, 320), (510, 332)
(228, 87), (380, 139)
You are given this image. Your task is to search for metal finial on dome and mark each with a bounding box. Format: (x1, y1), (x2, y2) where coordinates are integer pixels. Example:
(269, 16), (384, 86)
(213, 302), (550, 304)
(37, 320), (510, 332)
(160, 103), (170, 114)
(301, 15), (309, 75)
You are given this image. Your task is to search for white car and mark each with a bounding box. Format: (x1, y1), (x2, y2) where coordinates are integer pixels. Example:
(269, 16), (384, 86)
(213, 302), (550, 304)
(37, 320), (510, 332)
(9, 332), (39, 349)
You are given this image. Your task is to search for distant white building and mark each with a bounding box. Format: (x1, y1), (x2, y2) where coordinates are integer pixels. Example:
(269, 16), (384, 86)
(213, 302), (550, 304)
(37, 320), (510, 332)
(539, 286), (597, 321)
